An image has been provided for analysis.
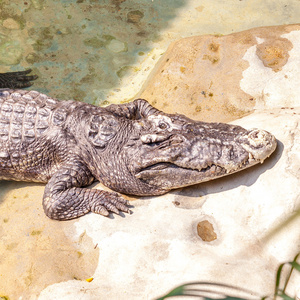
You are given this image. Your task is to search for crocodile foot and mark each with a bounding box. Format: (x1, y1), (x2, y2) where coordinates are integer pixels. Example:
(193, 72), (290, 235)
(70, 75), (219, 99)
(0, 69), (38, 89)
(90, 190), (131, 217)
(43, 187), (131, 220)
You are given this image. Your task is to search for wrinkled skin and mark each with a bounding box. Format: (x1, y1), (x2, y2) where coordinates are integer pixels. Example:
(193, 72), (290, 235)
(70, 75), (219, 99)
(0, 71), (277, 220)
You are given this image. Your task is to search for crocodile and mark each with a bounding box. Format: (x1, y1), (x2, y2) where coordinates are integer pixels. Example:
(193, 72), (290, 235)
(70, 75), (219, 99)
(0, 70), (277, 220)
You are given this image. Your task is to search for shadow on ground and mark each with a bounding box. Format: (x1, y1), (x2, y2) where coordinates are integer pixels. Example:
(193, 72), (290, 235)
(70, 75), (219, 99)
(170, 140), (283, 208)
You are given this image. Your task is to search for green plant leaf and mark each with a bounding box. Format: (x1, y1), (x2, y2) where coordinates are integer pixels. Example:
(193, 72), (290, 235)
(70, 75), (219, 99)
(156, 284), (186, 300)
(275, 263), (285, 295)
(288, 261), (300, 272)
(155, 282), (259, 300)
(156, 253), (300, 300)
(277, 291), (296, 300)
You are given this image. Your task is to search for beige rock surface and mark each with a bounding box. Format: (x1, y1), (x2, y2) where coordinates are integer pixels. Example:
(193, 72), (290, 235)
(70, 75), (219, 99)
(139, 24), (300, 122)
(0, 183), (99, 299)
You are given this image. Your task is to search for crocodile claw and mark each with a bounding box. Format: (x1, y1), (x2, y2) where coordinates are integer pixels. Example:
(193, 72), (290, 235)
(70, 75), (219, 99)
(90, 191), (131, 217)
(0, 69), (38, 89)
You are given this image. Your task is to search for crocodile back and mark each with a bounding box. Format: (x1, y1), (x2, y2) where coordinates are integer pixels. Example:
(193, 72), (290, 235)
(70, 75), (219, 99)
(0, 89), (71, 182)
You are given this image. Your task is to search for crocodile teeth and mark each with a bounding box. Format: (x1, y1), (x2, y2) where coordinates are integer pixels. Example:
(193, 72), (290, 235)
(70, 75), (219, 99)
(248, 152), (255, 162)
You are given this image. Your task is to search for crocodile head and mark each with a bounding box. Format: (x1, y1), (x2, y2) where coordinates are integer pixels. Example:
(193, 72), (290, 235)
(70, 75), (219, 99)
(129, 113), (276, 194)
(85, 101), (277, 196)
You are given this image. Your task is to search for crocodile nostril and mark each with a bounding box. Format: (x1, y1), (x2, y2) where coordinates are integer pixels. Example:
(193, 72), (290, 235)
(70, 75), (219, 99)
(248, 130), (272, 147)
(249, 130), (260, 139)
(240, 129), (277, 161)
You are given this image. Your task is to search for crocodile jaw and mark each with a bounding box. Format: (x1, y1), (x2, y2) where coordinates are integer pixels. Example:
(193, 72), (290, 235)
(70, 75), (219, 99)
(135, 129), (277, 191)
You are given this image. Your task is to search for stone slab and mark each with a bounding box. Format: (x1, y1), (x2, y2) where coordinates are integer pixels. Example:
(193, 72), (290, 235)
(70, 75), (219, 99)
(139, 24), (300, 123)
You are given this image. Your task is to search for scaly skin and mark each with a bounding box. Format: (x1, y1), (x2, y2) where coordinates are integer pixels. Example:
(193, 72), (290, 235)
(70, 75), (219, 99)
(0, 72), (277, 220)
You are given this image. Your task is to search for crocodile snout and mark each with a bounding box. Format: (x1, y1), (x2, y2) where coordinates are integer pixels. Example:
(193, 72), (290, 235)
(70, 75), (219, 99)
(240, 129), (277, 163)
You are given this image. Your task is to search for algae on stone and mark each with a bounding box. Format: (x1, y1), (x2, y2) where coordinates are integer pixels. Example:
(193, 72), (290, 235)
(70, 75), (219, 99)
(0, 40), (22, 65)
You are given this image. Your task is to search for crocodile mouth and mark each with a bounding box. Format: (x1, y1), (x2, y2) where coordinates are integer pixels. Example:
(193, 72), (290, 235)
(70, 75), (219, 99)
(135, 129), (277, 190)
(136, 146), (266, 175)
(135, 147), (273, 190)
(138, 162), (225, 173)
(135, 160), (245, 189)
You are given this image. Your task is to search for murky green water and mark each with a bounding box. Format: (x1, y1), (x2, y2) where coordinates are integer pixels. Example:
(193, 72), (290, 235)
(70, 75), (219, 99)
(0, 0), (299, 105)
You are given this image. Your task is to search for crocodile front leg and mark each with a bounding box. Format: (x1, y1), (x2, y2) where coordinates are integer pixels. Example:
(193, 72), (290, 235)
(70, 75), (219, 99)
(42, 159), (130, 220)
(0, 69), (38, 88)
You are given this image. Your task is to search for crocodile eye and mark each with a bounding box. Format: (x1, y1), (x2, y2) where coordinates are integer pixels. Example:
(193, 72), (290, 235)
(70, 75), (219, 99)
(159, 122), (168, 130)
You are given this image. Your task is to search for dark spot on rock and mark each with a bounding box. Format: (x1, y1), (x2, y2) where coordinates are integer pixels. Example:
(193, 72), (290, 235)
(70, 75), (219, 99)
(197, 220), (217, 242)
(195, 106), (201, 112)
(31, 230), (42, 236)
(117, 66), (132, 78)
(83, 37), (104, 49)
(172, 187), (206, 209)
(80, 73), (95, 84)
(209, 43), (219, 52)
(137, 30), (147, 37)
(173, 201), (180, 206)
(202, 54), (219, 64)
(127, 10), (144, 24)
(256, 38), (293, 72)
(111, 0), (126, 9)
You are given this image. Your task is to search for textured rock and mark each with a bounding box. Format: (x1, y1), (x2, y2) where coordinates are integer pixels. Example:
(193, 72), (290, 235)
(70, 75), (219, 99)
(139, 24), (300, 122)
(2, 18), (20, 30)
(197, 220), (217, 242)
(0, 183), (99, 299)
(0, 41), (23, 65)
